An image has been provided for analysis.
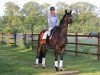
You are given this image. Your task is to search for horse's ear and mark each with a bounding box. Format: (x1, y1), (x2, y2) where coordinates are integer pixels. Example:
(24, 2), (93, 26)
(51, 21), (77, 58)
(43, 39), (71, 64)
(65, 10), (67, 14)
(70, 10), (72, 14)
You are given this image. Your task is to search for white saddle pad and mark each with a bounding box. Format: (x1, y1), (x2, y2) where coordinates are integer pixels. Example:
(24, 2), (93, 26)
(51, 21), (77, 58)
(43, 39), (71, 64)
(42, 27), (53, 39)
(42, 31), (48, 39)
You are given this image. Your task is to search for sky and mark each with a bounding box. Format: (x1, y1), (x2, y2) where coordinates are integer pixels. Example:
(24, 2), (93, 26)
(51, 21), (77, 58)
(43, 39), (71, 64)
(0, 0), (100, 16)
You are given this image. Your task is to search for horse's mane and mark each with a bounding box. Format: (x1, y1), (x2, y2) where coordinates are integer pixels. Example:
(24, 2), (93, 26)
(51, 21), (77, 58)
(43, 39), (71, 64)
(53, 14), (66, 31)
(52, 14), (66, 31)
(59, 14), (66, 27)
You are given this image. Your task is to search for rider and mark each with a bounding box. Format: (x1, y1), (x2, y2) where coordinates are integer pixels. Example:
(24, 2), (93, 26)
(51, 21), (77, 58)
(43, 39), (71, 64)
(46, 7), (59, 45)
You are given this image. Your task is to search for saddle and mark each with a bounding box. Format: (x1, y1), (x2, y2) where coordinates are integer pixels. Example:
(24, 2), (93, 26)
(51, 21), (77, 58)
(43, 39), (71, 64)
(50, 26), (59, 37)
(46, 26), (59, 47)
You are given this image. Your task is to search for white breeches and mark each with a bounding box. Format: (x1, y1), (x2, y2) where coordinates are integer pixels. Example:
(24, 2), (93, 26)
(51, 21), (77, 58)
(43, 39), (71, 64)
(47, 27), (53, 36)
(42, 27), (53, 39)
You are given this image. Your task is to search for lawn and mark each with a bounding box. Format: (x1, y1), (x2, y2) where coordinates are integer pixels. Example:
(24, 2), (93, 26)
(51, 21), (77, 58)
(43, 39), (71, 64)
(0, 44), (100, 75)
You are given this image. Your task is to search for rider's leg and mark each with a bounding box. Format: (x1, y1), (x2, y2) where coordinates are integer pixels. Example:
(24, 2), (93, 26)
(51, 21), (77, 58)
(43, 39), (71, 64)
(48, 27), (53, 36)
(46, 27), (53, 45)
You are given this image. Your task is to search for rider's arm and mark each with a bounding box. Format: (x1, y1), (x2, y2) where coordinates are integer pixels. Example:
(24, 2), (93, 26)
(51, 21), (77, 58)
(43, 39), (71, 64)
(56, 16), (59, 26)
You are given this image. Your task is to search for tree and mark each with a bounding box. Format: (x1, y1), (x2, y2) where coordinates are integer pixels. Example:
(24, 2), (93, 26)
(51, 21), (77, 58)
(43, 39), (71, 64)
(56, 1), (69, 20)
(20, 1), (43, 33)
(0, 16), (4, 32)
(69, 2), (97, 34)
(4, 2), (20, 33)
(0, 1), (99, 34)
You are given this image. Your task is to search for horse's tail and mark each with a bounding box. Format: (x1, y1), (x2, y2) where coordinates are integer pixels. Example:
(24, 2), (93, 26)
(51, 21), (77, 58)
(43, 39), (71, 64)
(37, 30), (47, 64)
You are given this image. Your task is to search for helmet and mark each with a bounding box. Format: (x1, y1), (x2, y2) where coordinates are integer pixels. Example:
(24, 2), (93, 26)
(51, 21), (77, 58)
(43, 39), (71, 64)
(50, 7), (55, 11)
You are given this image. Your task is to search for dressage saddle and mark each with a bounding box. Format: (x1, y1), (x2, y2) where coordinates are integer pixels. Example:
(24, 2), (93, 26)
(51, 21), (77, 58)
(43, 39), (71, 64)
(46, 26), (59, 47)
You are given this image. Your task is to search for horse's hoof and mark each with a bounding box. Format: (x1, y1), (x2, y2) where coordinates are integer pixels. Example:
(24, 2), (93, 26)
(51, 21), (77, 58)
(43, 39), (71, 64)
(59, 68), (64, 71)
(55, 67), (59, 72)
(42, 66), (46, 69)
(35, 64), (38, 68)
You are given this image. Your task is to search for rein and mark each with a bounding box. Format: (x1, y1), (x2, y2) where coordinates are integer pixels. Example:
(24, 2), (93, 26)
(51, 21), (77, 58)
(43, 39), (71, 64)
(59, 25), (68, 29)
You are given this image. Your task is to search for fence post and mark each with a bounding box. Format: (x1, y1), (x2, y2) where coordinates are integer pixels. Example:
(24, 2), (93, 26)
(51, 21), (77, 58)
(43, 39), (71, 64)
(23, 34), (26, 42)
(7, 32), (11, 46)
(75, 32), (78, 56)
(1, 33), (3, 44)
(23, 33), (26, 44)
(31, 33), (34, 50)
(14, 33), (16, 46)
(98, 32), (100, 60)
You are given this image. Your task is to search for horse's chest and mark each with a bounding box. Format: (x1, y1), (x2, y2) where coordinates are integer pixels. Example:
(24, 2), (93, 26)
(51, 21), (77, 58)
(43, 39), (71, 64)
(50, 35), (67, 46)
(60, 38), (67, 45)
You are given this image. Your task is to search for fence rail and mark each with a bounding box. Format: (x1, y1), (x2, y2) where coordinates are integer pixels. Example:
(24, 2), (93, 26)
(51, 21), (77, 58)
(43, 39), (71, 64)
(0, 32), (100, 60)
(67, 32), (100, 60)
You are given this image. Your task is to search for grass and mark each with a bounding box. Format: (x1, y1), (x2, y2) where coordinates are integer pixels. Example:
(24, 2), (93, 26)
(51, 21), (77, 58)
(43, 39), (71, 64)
(0, 44), (100, 75)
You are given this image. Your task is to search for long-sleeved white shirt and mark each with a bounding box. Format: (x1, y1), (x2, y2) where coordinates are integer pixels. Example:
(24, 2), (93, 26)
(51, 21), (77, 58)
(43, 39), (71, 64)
(48, 14), (59, 28)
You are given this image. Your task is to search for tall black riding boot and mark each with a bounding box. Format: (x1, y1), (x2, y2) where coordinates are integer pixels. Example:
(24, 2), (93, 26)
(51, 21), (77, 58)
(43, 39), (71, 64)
(46, 35), (50, 47)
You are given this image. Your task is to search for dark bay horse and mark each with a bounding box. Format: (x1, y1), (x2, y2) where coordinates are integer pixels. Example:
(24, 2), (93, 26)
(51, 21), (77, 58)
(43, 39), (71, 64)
(35, 10), (73, 71)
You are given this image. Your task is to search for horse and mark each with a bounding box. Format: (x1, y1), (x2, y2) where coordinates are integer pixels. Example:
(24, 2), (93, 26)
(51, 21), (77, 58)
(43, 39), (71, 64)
(88, 32), (98, 38)
(35, 10), (73, 71)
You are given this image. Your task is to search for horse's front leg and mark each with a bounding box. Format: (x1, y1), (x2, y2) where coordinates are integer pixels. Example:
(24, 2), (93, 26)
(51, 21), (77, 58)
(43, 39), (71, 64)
(59, 48), (64, 71)
(54, 49), (59, 71)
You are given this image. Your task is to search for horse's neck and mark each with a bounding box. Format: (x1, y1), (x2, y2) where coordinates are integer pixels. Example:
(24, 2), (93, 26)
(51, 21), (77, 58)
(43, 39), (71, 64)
(61, 23), (68, 36)
(59, 17), (68, 37)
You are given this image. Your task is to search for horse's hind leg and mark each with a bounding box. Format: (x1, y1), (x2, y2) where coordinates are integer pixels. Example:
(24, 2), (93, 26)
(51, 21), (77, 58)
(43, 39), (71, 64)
(35, 45), (41, 67)
(41, 44), (47, 68)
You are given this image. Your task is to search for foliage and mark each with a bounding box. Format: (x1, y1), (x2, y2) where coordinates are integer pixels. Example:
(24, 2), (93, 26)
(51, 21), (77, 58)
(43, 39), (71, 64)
(0, 1), (100, 34)
(3, 2), (20, 33)
(23, 37), (31, 49)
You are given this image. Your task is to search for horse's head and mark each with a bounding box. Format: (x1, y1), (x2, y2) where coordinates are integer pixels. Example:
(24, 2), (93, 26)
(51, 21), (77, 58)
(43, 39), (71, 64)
(64, 10), (73, 24)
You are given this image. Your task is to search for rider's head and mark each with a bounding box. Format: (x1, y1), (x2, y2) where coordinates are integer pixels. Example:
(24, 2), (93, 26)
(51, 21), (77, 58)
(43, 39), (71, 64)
(50, 7), (55, 15)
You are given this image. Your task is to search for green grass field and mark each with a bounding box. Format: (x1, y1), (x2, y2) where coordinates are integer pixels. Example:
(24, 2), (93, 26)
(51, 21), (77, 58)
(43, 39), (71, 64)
(0, 44), (100, 75)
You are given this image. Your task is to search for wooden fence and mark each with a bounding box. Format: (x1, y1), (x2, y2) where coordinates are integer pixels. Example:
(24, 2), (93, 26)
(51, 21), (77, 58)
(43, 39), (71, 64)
(67, 32), (100, 60)
(0, 32), (100, 60)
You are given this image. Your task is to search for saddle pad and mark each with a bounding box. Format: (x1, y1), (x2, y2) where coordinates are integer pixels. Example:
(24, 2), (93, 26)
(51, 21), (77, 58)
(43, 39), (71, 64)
(42, 31), (48, 39)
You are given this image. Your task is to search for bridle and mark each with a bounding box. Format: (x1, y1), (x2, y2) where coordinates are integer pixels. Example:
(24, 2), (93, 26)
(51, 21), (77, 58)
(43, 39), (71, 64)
(60, 16), (72, 28)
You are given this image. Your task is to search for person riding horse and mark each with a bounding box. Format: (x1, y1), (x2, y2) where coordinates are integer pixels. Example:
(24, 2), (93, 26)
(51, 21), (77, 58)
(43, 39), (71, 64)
(46, 7), (59, 45)
(36, 8), (73, 71)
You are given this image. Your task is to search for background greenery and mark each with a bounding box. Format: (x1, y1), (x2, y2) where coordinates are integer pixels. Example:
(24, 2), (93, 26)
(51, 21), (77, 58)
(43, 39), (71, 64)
(0, 1), (100, 34)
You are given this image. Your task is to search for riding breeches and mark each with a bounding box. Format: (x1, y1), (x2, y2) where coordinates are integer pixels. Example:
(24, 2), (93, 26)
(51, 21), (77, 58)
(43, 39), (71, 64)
(47, 27), (53, 36)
